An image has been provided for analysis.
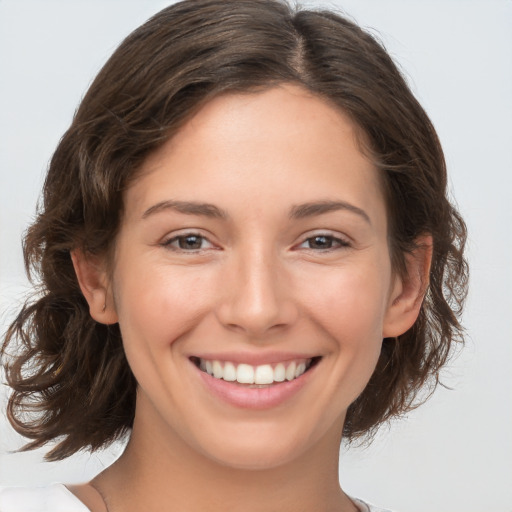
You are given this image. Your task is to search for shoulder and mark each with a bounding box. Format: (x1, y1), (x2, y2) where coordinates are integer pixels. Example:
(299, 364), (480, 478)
(0, 483), (90, 512)
(352, 496), (397, 512)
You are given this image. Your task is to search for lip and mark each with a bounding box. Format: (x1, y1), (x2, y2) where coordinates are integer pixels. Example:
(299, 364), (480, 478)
(189, 355), (320, 410)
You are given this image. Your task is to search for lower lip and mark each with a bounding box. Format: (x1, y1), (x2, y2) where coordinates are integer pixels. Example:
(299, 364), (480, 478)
(192, 361), (318, 410)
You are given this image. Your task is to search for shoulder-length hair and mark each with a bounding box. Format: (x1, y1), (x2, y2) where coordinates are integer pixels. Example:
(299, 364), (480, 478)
(1, 0), (467, 461)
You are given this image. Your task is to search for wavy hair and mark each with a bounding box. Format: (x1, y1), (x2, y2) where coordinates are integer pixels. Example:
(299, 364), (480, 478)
(1, 0), (468, 461)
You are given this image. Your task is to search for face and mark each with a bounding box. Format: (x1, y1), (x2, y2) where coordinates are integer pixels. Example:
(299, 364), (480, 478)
(104, 84), (404, 469)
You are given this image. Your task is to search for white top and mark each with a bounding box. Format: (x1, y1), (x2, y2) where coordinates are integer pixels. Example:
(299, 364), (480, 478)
(0, 484), (89, 511)
(0, 484), (394, 511)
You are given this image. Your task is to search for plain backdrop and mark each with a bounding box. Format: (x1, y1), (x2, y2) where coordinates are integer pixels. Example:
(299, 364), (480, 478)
(1, 1), (511, 511)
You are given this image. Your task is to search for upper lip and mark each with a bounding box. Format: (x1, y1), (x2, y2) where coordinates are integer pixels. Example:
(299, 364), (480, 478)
(189, 351), (321, 366)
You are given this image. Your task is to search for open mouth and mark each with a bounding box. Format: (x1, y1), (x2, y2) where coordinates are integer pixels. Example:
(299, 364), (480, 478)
(190, 356), (322, 388)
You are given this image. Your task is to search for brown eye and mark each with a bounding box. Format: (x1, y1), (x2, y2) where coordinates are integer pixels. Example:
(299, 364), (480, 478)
(299, 235), (349, 250)
(308, 236), (333, 249)
(163, 233), (213, 251)
(178, 235), (203, 249)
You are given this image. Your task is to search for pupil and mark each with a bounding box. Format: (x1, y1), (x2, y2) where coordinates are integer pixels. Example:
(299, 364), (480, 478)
(180, 235), (202, 249)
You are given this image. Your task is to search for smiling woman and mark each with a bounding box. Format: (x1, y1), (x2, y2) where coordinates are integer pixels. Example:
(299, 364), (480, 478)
(0, 1), (467, 512)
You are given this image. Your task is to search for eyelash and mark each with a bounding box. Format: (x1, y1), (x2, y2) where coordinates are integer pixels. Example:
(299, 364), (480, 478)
(161, 232), (350, 253)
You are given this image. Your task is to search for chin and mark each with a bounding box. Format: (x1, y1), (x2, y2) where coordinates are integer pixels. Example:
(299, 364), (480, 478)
(206, 444), (303, 472)
(190, 420), (333, 472)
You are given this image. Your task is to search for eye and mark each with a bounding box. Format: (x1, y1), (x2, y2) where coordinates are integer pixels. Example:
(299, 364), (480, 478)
(299, 234), (350, 251)
(162, 233), (215, 251)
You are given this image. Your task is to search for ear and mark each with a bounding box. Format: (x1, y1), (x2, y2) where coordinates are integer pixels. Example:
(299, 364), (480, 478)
(71, 250), (118, 325)
(383, 235), (433, 338)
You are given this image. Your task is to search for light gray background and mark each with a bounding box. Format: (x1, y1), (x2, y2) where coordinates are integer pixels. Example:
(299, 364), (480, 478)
(1, 1), (511, 511)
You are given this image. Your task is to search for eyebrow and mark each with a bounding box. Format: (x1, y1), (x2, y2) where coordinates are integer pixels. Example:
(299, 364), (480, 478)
(141, 199), (371, 225)
(289, 200), (371, 225)
(142, 200), (228, 220)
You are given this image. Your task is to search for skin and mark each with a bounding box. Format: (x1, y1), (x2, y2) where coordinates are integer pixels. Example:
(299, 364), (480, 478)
(72, 83), (430, 512)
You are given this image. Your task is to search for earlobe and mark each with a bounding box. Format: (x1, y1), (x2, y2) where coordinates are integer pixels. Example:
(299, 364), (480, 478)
(383, 235), (433, 338)
(71, 250), (118, 325)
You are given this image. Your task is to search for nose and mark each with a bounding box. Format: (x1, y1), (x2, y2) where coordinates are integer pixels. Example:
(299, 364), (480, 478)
(215, 245), (299, 338)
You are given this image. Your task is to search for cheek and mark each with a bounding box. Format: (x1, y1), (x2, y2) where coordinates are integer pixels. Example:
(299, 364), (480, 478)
(298, 263), (390, 387)
(111, 262), (219, 412)
(301, 263), (390, 339)
(113, 262), (215, 352)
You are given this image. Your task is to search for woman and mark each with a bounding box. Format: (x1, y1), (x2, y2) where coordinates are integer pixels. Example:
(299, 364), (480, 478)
(0, 1), (468, 511)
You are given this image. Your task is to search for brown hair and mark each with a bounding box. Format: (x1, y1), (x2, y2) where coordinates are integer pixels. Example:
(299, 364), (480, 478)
(1, 0), (468, 461)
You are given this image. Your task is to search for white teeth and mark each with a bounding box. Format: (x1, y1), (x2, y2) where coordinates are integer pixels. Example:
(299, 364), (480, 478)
(223, 361), (237, 382)
(196, 358), (313, 385)
(254, 364), (274, 385)
(274, 363), (286, 382)
(295, 363), (306, 378)
(212, 360), (223, 379)
(236, 364), (254, 384)
(285, 362), (296, 381)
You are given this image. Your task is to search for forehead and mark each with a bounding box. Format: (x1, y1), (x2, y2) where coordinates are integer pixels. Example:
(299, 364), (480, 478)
(125, 83), (386, 228)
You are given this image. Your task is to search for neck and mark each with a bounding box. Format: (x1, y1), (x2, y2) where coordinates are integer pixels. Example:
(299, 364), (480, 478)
(92, 400), (356, 512)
